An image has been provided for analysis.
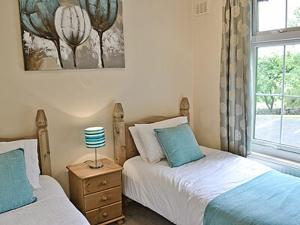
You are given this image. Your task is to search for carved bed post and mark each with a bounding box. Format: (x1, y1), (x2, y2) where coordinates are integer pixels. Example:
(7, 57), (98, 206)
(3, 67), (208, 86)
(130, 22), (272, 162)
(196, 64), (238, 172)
(180, 97), (190, 122)
(36, 110), (52, 176)
(113, 103), (126, 166)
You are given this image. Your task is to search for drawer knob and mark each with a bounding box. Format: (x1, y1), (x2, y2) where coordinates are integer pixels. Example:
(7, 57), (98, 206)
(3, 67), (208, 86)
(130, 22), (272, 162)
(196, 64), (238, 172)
(103, 212), (108, 217)
(101, 196), (108, 201)
(101, 180), (107, 185)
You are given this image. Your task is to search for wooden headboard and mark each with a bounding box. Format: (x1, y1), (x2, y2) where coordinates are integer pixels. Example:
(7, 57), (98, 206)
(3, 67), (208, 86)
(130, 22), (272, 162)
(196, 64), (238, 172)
(113, 97), (190, 166)
(0, 110), (51, 176)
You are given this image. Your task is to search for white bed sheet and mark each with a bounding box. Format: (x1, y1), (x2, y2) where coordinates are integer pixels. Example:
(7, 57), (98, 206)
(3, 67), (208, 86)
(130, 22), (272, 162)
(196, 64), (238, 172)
(123, 146), (271, 225)
(0, 175), (90, 225)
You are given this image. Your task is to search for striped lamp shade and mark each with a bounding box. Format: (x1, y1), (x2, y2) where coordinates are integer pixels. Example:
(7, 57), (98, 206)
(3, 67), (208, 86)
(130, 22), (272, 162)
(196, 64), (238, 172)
(84, 127), (106, 149)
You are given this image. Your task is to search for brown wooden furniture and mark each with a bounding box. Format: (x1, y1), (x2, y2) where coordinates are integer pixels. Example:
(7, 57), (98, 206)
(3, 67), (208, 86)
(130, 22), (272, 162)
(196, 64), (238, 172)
(67, 158), (125, 225)
(113, 97), (190, 166)
(0, 109), (51, 176)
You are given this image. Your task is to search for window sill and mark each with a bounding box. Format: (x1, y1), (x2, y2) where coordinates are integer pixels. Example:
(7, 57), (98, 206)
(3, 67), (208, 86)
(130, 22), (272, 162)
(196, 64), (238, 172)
(251, 140), (300, 162)
(249, 152), (300, 177)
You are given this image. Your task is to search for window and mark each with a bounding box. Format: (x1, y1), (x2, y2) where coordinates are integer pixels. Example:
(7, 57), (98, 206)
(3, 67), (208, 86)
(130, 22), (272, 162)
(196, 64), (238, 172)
(252, 0), (300, 158)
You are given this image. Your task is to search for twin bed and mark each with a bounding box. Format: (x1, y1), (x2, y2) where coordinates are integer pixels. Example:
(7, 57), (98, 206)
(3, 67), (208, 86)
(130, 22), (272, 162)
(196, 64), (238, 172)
(113, 97), (300, 225)
(0, 175), (89, 225)
(122, 146), (271, 225)
(0, 110), (89, 225)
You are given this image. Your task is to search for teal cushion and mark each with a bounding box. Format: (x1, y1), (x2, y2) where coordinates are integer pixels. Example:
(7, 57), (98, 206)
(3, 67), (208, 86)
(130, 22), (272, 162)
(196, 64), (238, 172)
(155, 124), (205, 167)
(0, 149), (37, 213)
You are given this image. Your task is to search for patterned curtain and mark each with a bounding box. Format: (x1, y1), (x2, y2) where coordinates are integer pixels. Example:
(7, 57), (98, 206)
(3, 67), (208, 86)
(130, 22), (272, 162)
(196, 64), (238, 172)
(220, 0), (251, 157)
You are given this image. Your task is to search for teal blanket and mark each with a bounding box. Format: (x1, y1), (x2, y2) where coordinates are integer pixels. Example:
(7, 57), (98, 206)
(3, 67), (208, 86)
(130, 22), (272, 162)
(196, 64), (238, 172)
(204, 171), (300, 225)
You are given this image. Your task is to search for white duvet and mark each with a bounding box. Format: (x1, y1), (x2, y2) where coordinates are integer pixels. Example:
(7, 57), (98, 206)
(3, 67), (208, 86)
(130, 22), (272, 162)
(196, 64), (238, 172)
(123, 146), (271, 225)
(0, 175), (90, 225)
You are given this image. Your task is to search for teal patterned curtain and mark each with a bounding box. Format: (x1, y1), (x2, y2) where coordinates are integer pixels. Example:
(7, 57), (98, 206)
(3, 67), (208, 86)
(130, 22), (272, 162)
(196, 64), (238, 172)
(220, 0), (251, 157)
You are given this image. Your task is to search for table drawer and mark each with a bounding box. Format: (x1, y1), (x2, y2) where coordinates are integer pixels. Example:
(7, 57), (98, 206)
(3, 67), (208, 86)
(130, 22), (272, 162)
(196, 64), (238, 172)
(86, 202), (122, 225)
(84, 186), (122, 211)
(84, 172), (121, 195)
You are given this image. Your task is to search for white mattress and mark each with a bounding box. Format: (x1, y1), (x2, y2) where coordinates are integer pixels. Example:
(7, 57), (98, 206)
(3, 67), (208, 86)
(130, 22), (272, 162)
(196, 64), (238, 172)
(0, 175), (90, 225)
(123, 146), (271, 225)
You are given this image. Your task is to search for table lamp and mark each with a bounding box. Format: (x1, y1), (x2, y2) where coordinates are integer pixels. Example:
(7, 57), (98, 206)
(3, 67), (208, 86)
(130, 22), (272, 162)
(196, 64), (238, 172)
(84, 127), (105, 169)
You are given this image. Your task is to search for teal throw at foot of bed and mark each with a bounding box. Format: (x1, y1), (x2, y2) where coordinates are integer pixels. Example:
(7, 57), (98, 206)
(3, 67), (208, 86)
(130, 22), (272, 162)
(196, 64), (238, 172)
(204, 171), (300, 225)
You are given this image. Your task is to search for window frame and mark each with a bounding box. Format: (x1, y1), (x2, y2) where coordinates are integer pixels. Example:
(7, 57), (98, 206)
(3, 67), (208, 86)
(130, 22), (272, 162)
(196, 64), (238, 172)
(252, 0), (300, 40)
(251, 0), (300, 160)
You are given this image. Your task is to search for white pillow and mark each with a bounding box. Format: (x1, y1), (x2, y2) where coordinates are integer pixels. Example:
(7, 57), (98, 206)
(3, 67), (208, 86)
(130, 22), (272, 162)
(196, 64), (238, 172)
(135, 116), (188, 163)
(0, 139), (40, 189)
(129, 126), (149, 162)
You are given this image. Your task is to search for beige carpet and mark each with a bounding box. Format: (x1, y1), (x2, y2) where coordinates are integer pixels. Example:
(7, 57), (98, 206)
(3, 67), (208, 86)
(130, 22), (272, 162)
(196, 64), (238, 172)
(112, 201), (174, 225)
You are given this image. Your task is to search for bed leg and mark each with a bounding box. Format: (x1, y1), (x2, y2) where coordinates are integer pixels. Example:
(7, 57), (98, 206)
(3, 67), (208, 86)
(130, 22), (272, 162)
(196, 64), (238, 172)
(122, 195), (132, 208)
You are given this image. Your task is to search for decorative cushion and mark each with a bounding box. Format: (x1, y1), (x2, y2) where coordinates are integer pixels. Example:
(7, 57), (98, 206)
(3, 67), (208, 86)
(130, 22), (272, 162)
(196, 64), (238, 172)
(0, 139), (40, 189)
(0, 149), (37, 213)
(135, 116), (188, 163)
(154, 124), (205, 167)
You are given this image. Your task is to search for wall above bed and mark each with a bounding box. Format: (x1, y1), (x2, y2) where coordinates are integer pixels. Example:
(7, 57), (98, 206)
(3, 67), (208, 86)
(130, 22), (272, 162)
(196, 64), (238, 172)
(192, 0), (222, 150)
(0, 0), (194, 193)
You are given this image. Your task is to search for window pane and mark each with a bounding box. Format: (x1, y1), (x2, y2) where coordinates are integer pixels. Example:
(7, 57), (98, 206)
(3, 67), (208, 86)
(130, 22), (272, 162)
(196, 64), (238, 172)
(258, 0), (286, 32)
(287, 0), (300, 28)
(255, 96), (281, 143)
(282, 97), (300, 147)
(256, 46), (284, 95)
(285, 44), (300, 96)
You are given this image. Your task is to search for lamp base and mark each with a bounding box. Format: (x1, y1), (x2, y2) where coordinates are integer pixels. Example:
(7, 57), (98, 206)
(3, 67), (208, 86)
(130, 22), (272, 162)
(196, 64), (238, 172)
(88, 160), (103, 169)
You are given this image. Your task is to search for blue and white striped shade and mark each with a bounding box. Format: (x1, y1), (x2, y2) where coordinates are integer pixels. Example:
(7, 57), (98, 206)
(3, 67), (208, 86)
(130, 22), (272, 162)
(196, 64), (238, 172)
(84, 127), (106, 149)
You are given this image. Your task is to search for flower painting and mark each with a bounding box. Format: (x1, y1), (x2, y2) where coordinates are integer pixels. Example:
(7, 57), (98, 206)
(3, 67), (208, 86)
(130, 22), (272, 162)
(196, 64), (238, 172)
(19, 0), (125, 71)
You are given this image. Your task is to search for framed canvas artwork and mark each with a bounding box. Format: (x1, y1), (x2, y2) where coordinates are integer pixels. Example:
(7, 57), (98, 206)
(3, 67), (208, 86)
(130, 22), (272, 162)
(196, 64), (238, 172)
(19, 0), (125, 70)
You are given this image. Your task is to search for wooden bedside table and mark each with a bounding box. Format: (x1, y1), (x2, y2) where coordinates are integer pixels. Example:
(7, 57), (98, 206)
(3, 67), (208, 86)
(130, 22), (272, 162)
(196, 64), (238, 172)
(67, 158), (125, 225)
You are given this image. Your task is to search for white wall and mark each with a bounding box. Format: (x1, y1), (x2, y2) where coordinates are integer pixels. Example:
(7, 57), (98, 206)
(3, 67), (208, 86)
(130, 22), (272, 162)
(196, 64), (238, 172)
(192, 0), (222, 149)
(0, 0), (194, 193)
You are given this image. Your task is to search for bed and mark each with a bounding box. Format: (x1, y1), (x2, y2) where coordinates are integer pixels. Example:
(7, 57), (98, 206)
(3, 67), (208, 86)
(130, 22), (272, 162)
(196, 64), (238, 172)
(0, 110), (90, 225)
(123, 146), (270, 225)
(113, 97), (300, 225)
